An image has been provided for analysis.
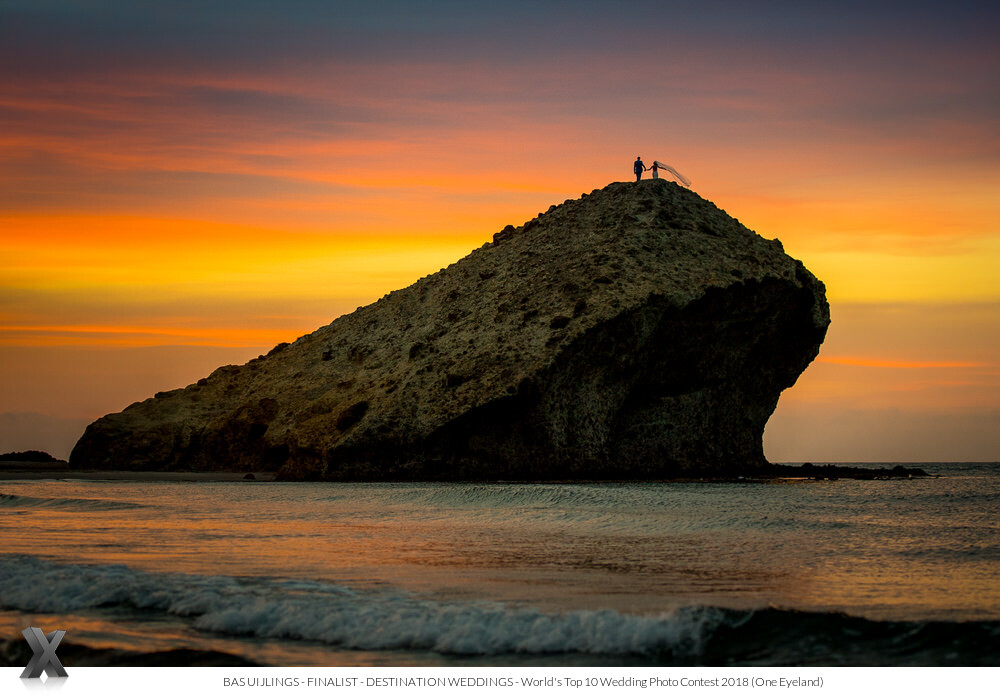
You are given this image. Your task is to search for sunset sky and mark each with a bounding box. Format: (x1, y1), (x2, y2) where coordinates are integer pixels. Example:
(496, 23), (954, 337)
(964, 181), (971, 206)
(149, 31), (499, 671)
(2, 1), (998, 461)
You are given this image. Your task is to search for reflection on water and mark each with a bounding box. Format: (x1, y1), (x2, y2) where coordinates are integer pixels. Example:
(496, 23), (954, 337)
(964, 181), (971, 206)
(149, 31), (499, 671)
(1, 468), (998, 621)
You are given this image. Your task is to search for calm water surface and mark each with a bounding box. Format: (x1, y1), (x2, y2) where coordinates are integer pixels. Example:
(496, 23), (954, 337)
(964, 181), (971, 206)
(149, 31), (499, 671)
(1, 463), (998, 665)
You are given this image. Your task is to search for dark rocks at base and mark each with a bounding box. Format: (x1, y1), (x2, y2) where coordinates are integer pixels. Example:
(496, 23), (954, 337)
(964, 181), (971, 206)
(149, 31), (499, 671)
(0, 450), (59, 462)
(0, 450), (69, 477)
(767, 463), (933, 480)
(70, 179), (830, 481)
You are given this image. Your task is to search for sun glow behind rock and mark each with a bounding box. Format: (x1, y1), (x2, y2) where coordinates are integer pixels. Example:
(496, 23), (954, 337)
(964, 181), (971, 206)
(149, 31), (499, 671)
(2, 2), (999, 460)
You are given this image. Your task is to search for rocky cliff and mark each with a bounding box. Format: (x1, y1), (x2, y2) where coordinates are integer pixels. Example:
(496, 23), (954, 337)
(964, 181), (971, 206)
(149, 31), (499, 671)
(70, 179), (830, 480)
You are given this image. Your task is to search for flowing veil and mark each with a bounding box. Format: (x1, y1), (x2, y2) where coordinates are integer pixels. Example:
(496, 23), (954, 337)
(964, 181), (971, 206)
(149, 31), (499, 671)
(653, 161), (691, 187)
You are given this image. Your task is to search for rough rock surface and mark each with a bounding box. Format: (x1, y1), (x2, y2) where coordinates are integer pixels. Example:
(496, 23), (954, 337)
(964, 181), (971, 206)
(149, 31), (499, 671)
(71, 180), (830, 480)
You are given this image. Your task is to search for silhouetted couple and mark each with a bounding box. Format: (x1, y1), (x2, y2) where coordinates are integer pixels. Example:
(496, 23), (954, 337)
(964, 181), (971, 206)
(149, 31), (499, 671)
(633, 157), (660, 181)
(633, 158), (691, 187)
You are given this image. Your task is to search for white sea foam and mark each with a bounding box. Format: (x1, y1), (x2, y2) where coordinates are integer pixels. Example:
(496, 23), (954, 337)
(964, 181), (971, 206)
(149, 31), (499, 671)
(0, 555), (726, 656)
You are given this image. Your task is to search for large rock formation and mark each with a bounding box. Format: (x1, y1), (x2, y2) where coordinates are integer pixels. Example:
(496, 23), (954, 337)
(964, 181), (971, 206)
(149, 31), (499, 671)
(70, 180), (829, 480)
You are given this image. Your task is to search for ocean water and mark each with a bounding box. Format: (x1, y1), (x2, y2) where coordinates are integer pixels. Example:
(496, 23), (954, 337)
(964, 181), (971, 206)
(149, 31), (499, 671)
(1, 463), (998, 666)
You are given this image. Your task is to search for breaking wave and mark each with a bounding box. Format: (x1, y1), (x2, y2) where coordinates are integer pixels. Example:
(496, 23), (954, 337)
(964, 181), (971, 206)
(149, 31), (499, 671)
(1, 555), (997, 664)
(0, 492), (148, 512)
(0, 555), (717, 657)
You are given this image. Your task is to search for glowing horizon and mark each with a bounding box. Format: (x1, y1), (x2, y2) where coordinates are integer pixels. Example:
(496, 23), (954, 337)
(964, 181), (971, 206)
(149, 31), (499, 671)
(2, 1), (998, 461)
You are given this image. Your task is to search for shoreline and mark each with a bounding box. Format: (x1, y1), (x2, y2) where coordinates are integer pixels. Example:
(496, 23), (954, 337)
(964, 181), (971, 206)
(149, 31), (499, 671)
(0, 461), (933, 483)
(0, 462), (277, 482)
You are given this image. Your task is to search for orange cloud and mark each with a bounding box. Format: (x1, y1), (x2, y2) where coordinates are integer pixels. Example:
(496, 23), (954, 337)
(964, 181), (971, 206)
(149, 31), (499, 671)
(817, 356), (988, 369)
(0, 324), (293, 348)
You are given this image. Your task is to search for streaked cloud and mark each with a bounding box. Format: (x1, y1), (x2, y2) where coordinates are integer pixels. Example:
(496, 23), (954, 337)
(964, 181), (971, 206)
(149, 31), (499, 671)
(817, 357), (988, 370)
(2, 1), (999, 460)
